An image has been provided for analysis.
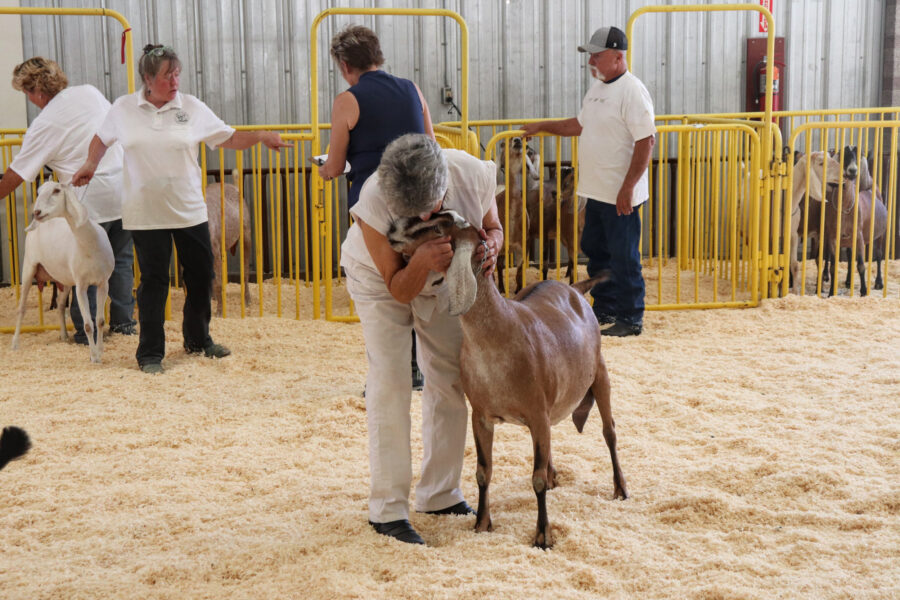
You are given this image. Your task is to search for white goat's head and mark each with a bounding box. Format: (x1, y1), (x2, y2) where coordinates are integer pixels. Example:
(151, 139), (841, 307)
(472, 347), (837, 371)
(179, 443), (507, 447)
(29, 182), (88, 230)
(387, 209), (483, 316)
(793, 151), (842, 202)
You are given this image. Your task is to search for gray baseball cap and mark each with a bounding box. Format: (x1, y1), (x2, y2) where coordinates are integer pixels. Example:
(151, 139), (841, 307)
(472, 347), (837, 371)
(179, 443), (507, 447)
(578, 26), (628, 53)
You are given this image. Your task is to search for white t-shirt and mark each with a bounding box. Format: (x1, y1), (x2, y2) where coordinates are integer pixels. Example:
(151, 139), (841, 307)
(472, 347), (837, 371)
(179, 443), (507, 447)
(10, 85), (124, 223)
(341, 148), (497, 292)
(576, 71), (656, 206)
(97, 88), (235, 230)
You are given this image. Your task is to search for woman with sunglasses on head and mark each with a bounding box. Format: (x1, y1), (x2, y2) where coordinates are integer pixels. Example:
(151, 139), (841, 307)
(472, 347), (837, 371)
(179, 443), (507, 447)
(0, 57), (136, 344)
(73, 44), (289, 374)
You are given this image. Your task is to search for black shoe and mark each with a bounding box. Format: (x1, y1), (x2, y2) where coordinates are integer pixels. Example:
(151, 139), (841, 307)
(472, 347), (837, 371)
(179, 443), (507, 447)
(602, 322), (642, 337)
(424, 501), (475, 516)
(594, 312), (616, 325)
(73, 336), (89, 346)
(110, 322), (137, 336)
(411, 365), (424, 391)
(368, 519), (425, 545)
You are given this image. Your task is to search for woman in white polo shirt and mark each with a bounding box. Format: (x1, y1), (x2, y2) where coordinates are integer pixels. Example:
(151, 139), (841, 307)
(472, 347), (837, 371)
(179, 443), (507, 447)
(73, 45), (288, 374)
(0, 57), (136, 343)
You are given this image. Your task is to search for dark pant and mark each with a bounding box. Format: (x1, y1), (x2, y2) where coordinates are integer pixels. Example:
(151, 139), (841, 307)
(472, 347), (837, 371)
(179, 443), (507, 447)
(580, 200), (645, 326)
(131, 222), (214, 366)
(70, 219), (137, 342)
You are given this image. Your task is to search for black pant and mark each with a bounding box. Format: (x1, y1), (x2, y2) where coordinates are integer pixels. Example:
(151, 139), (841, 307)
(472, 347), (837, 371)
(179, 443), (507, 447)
(131, 222), (214, 366)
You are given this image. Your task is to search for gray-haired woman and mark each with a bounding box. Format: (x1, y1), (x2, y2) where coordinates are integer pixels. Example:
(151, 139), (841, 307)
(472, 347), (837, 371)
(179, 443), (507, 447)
(73, 44), (289, 374)
(340, 134), (503, 545)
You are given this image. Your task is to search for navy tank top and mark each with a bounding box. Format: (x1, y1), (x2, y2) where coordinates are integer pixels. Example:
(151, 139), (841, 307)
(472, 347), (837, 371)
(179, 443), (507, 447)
(346, 70), (425, 207)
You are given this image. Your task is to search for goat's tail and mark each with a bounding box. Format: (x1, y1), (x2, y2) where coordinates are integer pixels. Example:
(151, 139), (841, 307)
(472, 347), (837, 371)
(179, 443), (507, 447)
(571, 270), (611, 296)
(0, 426), (31, 471)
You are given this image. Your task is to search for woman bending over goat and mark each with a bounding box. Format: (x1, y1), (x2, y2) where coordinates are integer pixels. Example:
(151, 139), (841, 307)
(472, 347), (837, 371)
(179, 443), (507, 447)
(340, 134), (503, 545)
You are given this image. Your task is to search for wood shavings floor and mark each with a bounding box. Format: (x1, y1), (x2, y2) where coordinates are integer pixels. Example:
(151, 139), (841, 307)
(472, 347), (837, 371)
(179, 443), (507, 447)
(0, 281), (898, 599)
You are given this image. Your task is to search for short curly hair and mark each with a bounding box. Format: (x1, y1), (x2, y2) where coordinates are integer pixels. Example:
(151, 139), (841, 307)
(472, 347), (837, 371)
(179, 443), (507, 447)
(378, 134), (449, 218)
(330, 25), (384, 71)
(12, 57), (68, 97)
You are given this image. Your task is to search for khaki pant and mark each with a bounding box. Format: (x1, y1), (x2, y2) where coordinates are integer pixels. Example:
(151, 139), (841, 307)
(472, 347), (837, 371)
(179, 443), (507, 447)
(346, 260), (468, 523)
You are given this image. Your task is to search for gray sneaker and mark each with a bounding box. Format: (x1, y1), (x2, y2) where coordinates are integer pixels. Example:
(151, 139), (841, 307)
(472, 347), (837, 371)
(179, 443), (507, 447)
(140, 362), (164, 374)
(184, 341), (232, 358)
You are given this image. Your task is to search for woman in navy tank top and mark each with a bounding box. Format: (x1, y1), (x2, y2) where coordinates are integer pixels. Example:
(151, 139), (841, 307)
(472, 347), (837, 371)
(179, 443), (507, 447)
(318, 25), (435, 209)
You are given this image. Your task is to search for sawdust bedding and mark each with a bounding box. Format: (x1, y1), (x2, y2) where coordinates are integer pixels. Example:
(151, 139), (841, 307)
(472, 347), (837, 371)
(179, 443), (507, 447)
(0, 278), (898, 600)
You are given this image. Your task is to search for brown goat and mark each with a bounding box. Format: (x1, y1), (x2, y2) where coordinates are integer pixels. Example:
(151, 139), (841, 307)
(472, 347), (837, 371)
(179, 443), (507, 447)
(496, 137), (540, 293)
(388, 211), (627, 549)
(204, 171), (252, 315)
(823, 172), (887, 296)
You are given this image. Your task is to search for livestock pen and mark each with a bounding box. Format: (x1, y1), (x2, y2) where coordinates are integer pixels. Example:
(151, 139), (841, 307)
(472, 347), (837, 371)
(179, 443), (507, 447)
(1, 3), (899, 599)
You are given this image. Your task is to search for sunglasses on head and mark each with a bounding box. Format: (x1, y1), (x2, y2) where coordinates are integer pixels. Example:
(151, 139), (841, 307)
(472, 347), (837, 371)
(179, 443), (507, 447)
(144, 46), (174, 57)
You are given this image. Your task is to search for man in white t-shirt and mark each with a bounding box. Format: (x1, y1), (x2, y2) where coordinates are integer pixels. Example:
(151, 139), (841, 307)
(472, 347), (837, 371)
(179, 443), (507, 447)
(523, 26), (656, 337)
(0, 58), (136, 343)
(341, 134), (503, 545)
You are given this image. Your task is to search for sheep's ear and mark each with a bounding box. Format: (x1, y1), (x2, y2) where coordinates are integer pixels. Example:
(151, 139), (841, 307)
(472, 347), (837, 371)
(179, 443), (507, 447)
(64, 185), (89, 227)
(446, 237), (477, 316)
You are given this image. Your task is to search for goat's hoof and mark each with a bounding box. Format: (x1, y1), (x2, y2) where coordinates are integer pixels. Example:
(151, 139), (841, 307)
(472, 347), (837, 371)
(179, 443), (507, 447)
(474, 518), (493, 533)
(533, 530), (554, 550)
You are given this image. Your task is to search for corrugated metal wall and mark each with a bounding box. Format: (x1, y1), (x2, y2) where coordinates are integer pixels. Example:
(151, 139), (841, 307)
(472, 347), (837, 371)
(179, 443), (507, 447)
(17, 0), (887, 128)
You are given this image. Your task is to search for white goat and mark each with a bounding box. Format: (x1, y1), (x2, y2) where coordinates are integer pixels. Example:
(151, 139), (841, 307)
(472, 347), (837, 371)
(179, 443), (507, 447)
(789, 151), (842, 294)
(11, 182), (114, 363)
(388, 211), (627, 549)
(204, 170), (252, 316)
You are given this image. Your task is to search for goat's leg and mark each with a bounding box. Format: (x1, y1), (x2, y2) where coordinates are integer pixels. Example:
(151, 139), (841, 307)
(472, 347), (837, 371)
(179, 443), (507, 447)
(789, 231), (801, 294)
(874, 257), (883, 290)
(57, 286), (71, 342)
(593, 354), (628, 500)
(530, 419), (554, 549)
(11, 262), (38, 350)
(854, 235), (868, 296)
(242, 237), (252, 305)
(94, 281), (109, 362)
(211, 241), (224, 317)
(73, 285), (99, 363)
(546, 450), (558, 490)
(472, 411), (494, 533)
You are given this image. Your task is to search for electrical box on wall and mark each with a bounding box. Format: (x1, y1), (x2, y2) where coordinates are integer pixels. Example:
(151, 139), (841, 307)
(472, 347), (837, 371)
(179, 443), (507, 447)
(746, 37), (786, 113)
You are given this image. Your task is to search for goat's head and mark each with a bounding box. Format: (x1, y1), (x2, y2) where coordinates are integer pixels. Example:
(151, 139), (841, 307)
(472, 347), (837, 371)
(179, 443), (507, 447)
(795, 151), (842, 202)
(29, 182), (87, 231)
(387, 209), (484, 316)
(830, 146), (859, 181)
(497, 137), (540, 182)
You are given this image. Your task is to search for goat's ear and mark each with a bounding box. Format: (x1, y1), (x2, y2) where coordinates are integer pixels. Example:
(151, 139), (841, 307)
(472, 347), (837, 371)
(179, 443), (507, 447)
(64, 185), (89, 227)
(446, 237), (477, 316)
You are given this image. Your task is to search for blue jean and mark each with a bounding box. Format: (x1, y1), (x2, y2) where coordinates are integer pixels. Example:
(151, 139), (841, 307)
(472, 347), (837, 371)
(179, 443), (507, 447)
(71, 219), (136, 342)
(580, 200), (645, 326)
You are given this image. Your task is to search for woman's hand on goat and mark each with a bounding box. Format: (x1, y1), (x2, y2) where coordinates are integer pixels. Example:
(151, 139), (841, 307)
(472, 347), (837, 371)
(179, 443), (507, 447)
(71, 161), (97, 187)
(476, 228), (499, 277)
(410, 235), (454, 273)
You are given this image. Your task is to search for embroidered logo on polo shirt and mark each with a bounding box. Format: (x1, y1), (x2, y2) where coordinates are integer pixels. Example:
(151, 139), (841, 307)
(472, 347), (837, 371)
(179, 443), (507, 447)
(175, 111), (190, 124)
